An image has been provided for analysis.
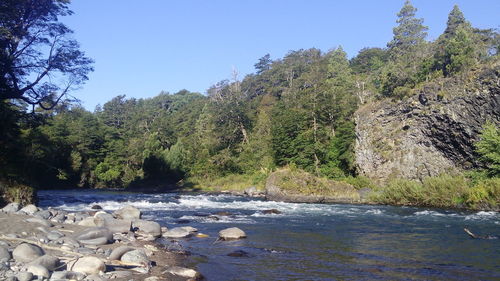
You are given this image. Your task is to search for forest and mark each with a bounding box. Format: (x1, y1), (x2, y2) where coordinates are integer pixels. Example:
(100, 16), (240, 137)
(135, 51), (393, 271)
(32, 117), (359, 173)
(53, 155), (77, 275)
(1, 1), (499, 209)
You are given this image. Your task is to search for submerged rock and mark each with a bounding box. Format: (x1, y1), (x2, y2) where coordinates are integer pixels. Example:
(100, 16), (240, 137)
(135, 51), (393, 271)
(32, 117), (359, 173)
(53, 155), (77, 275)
(262, 209), (282, 215)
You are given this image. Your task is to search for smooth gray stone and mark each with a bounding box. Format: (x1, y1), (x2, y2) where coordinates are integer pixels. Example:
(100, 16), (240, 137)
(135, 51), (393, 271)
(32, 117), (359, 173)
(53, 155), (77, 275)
(74, 227), (112, 245)
(162, 227), (192, 238)
(94, 217), (131, 234)
(218, 227), (246, 240)
(16, 271), (33, 281)
(113, 205), (141, 220)
(25, 218), (53, 227)
(26, 264), (50, 278)
(180, 226), (198, 233)
(12, 243), (44, 263)
(67, 256), (105, 275)
(34, 210), (51, 220)
(0, 246), (11, 262)
(2, 203), (20, 213)
(4, 276), (16, 281)
(19, 204), (38, 215)
(47, 231), (64, 241)
(162, 266), (200, 279)
(120, 249), (149, 265)
(76, 248), (95, 255)
(144, 277), (160, 281)
(28, 255), (60, 271)
(77, 217), (96, 227)
(93, 211), (114, 221)
(132, 220), (161, 238)
(108, 246), (135, 261)
(84, 274), (105, 281)
(57, 237), (80, 248)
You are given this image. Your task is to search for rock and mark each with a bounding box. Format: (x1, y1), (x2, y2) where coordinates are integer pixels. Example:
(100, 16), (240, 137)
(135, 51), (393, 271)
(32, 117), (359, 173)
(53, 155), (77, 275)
(175, 219), (191, 224)
(105, 270), (132, 279)
(218, 227), (246, 240)
(354, 74), (500, 183)
(68, 256), (105, 275)
(162, 227), (192, 238)
(94, 217), (131, 234)
(262, 209), (282, 214)
(163, 266), (200, 279)
(113, 205), (141, 220)
(12, 243), (44, 263)
(77, 248), (95, 255)
(19, 204), (38, 215)
(16, 271), (33, 281)
(58, 237), (80, 248)
(244, 186), (261, 197)
(108, 246), (135, 260)
(25, 217), (53, 227)
(214, 211), (232, 216)
(91, 205), (102, 210)
(0, 246), (11, 262)
(26, 264), (49, 278)
(51, 213), (65, 223)
(46, 231), (64, 241)
(34, 210), (51, 220)
(180, 226), (198, 233)
(74, 227), (112, 246)
(2, 203), (20, 213)
(28, 255), (60, 271)
(93, 211), (114, 221)
(120, 249), (149, 265)
(78, 217), (97, 227)
(83, 274), (105, 281)
(144, 277), (160, 281)
(132, 220), (161, 238)
(227, 250), (251, 257)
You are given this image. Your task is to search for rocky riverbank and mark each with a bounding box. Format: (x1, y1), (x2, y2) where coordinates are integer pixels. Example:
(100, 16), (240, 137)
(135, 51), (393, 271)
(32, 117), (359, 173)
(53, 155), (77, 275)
(0, 202), (209, 281)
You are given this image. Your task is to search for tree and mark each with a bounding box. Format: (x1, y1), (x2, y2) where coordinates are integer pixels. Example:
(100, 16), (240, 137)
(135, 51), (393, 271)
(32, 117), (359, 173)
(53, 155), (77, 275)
(254, 54), (272, 74)
(443, 5), (466, 38)
(0, 0), (93, 109)
(475, 122), (500, 177)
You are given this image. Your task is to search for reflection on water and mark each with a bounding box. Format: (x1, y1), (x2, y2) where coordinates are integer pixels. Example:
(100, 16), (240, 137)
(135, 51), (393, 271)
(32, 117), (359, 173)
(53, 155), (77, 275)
(39, 190), (500, 280)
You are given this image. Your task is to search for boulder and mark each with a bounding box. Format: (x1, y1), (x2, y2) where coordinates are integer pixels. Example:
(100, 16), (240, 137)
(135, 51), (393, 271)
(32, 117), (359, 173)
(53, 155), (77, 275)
(218, 227), (246, 240)
(113, 205), (141, 220)
(74, 227), (112, 246)
(34, 210), (51, 220)
(108, 246), (135, 261)
(25, 217), (53, 227)
(2, 203), (20, 213)
(46, 231), (64, 241)
(95, 217), (131, 234)
(26, 264), (50, 278)
(93, 211), (114, 221)
(0, 245), (11, 262)
(12, 243), (44, 263)
(16, 271), (33, 281)
(180, 226), (198, 233)
(120, 249), (149, 265)
(163, 266), (200, 279)
(262, 209), (282, 215)
(132, 220), (161, 238)
(28, 255), (60, 271)
(68, 256), (105, 275)
(244, 186), (260, 197)
(162, 227), (192, 238)
(19, 204), (38, 215)
(91, 205), (103, 210)
(78, 217), (97, 227)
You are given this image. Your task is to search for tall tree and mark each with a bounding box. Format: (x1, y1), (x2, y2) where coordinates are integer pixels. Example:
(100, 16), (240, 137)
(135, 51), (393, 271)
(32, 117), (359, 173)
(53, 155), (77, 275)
(0, 0), (93, 109)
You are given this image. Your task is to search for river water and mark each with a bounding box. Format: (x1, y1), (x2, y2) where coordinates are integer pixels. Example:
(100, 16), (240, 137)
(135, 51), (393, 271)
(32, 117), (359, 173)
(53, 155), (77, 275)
(38, 190), (499, 280)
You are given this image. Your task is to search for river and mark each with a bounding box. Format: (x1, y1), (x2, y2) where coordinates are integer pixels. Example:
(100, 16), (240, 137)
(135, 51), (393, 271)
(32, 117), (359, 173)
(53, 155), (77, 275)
(38, 190), (499, 280)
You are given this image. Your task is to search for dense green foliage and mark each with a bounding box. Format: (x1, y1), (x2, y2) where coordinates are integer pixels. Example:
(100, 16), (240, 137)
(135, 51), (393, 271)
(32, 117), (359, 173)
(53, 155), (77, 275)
(0, 1), (498, 210)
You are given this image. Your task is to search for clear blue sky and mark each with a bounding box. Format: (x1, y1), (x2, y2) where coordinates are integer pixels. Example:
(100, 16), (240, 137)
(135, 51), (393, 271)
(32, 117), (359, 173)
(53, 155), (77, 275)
(61, 0), (500, 110)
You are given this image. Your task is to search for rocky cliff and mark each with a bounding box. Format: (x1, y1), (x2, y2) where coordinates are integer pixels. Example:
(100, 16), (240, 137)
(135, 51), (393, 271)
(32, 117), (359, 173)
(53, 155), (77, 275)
(355, 67), (500, 183)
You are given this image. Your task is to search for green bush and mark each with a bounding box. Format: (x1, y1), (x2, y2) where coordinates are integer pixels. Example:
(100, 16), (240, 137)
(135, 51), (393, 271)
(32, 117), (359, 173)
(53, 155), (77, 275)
(0, 180), (37, 207)
(465, 178), (499, 210)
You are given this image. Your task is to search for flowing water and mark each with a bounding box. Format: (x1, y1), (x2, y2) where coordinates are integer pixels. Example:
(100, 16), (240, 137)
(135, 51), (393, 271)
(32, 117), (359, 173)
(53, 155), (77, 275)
(38, 190), (499, 280)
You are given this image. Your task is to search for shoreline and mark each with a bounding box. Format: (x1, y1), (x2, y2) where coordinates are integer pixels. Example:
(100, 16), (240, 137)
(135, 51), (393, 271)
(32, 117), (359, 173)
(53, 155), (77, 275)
(0, 202), (201, 280)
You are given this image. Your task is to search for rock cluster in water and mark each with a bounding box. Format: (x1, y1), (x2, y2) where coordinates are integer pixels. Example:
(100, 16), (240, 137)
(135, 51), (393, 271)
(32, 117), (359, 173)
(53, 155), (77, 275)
(0, 202), (219, 280)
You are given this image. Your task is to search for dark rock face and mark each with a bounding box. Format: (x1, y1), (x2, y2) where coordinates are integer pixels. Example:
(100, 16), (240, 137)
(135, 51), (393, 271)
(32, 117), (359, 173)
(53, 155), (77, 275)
(355, 68), (500, 183)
